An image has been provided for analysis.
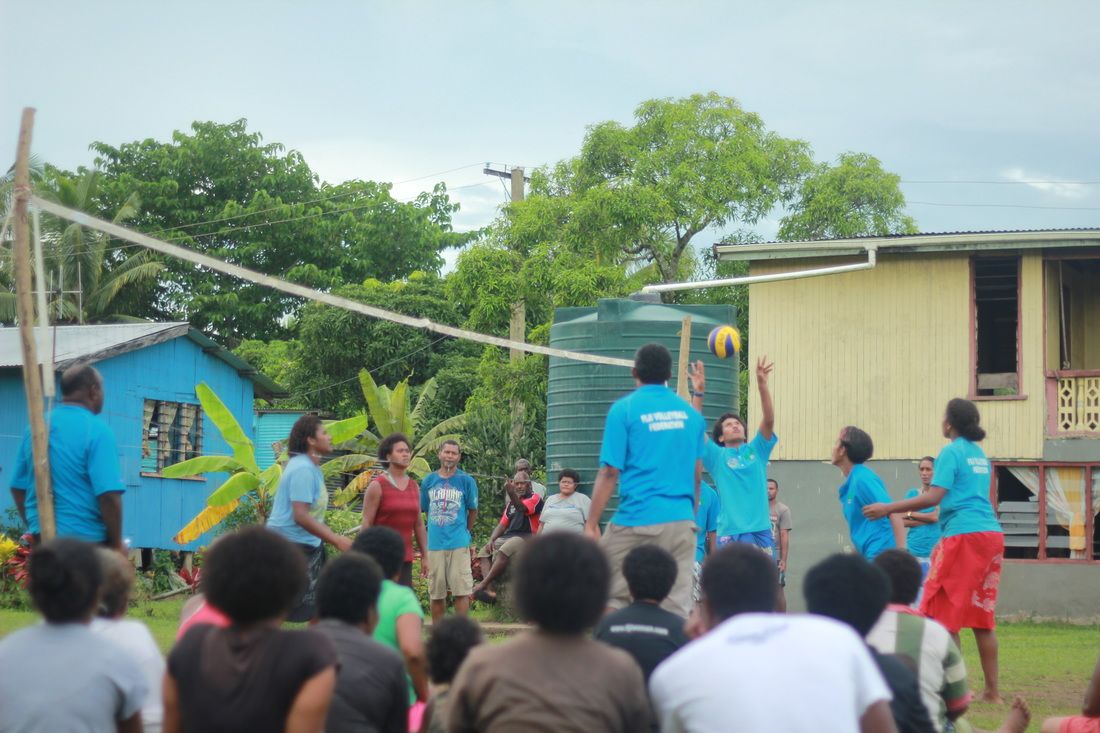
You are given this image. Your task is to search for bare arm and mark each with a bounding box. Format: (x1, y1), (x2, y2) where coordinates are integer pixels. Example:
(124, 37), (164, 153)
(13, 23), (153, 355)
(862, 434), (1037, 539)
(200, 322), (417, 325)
(360, 480), (382, 528)
(285, 666), (337, 733)
(863, 487), (947, 520)
(117, 713), (143, 733)
(10, 488), (27, 526)
(481, 519), (506, 554)
(860, 700), (899, 733)
(396, 614), (430, 702)
(694, 460), (701, 511)
(1083, 655), (1100, 716)
(97, 492), (124, 550)
(585, 465), (619, 540)
(908, 508), (940, 524)
(162, 673), (181, 733)
(889, 513), (907, 550)
(756, 357), (775, 441)
(779, 528), (790, 570)
(706, 531), (716, 556)
(413, 493), (429, 577)
(689, 360), (705, 414)
(292, 502), (351, 551)
(466, 507), (478, 533)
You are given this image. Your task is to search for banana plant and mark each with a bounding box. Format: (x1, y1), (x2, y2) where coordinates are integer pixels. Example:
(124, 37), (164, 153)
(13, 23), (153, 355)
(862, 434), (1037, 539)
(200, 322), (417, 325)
(328, 370), (465, 507)
(167, 382), (366, 544)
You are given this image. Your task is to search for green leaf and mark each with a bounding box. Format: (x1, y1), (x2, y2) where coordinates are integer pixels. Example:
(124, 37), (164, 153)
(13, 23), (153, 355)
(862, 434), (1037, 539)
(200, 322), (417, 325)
(359, 370), (391, 435)
(410, 377), (438, 431)
(196, 382), (258, 473)
(174, 500), (240, 545)
(324, 414), (368, 445)
(391, 378), (410, 435)
(206, 471), (261, 507)
(322, 453), (376, 478)
(408, 456), (433, 479)
(416, 415), (467, 454)
(161, 455), (243, 478)
(258, 463), (282, 498)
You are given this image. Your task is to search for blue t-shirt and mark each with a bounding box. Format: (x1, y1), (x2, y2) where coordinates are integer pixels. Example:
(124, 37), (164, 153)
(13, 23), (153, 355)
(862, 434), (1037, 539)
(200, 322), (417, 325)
(419, 469), (479, 551)
(9, 404), (124, 542)
(267, 454), (327, 547)
(694, 482), (719, 562)
(903, 488), (942, 557)
(931, 438), (1002, 537)
(702, 432), (777, 536)
(838, 464), (896, 560)
(599, 385), (705, 527)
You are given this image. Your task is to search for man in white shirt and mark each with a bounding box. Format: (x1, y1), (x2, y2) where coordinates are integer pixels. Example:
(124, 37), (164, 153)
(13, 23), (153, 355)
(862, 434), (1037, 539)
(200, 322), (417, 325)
(649, 544), (897, 733)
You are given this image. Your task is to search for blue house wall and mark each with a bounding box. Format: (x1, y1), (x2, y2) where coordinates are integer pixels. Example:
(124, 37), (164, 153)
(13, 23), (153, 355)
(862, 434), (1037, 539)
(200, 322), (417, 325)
(0, 335), (255, 551)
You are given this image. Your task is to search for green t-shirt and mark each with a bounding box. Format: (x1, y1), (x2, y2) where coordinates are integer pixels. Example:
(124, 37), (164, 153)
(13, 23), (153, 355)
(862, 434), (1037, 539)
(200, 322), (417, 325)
(372, 579), (424, 703)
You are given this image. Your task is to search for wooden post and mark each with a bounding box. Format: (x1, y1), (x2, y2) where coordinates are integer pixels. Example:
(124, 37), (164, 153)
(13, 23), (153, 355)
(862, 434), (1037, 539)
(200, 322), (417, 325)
(508, 167), (526, 452)
(11, 108), (55, 540)
(676, 316), (692, 400)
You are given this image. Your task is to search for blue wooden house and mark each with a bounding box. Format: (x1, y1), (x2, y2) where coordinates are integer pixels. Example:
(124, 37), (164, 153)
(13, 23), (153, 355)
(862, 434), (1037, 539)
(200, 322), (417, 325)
(0, 323), (284, 550)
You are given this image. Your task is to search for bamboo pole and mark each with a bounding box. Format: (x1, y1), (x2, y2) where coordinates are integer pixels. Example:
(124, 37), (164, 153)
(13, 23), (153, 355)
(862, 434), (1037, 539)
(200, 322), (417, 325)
(676, 316), (692, 400)
(11, 108), (55, 539)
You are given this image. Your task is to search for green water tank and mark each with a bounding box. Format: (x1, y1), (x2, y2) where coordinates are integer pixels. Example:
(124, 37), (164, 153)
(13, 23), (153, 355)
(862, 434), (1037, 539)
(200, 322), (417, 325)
(546, 297), (739, 524)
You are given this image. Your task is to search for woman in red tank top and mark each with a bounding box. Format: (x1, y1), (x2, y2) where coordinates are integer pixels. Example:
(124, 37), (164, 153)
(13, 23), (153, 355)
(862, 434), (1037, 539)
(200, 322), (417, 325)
(361, 432), (428, 587)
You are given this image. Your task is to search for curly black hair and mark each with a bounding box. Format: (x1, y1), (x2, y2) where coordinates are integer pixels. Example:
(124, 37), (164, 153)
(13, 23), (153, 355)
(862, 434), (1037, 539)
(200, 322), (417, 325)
(712, 413), (748, 444)
(426, 615), (484, 684)
(557, 468), (581, 485)
(514, 533), (609, 634)
(701, 544), (778, 621)
(873, 549), (923, 607)
(28, 539), (102, 623)
(803, 553), (890, 638)
(377, 432), (411, 469)
(288, 415), (324, 455)
(840, 426), (874, 464)
(945, 398), (986, 442)
(201, 527), (307, 625)
(623, 544), (677, 603)
(316, 552), (383, 625)
(351, 526), (406, 580)
(633, 343), (672, 385)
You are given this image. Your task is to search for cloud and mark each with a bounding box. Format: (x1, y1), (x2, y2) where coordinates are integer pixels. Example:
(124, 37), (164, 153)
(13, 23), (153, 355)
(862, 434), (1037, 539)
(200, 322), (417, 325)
(1002, 167), (1091, 199)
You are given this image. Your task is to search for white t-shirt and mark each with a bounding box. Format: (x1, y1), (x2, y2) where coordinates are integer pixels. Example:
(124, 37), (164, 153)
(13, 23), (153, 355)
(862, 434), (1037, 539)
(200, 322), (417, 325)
(650, 613), (891, 733)
(91, 617), (165, 732)
(539, 492), (592, 534)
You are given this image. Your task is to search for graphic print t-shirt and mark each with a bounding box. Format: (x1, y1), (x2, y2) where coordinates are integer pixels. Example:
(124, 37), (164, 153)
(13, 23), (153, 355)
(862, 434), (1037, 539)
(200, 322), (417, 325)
(420, 470), (479, 551)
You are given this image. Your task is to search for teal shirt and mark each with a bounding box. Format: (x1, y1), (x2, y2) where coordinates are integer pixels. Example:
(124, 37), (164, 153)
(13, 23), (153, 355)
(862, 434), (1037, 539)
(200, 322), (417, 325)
(703, 432), (777, 536)
(903, 488), (941, 557)
(839, 464), (896, 560)
(931, 438), (1002, 537)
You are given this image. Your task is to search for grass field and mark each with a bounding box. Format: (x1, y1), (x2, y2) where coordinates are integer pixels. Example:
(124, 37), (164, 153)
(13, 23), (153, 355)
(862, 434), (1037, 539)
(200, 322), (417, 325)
(0, 601), (1094, 730)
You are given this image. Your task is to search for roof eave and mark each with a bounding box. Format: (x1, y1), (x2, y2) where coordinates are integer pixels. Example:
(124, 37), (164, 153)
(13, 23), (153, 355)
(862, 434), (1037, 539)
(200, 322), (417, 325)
(183, 329), (288, 399)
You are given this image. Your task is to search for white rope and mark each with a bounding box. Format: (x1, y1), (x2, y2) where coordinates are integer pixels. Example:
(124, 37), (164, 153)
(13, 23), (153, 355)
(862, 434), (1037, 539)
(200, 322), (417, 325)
(30, 196), (635, 368)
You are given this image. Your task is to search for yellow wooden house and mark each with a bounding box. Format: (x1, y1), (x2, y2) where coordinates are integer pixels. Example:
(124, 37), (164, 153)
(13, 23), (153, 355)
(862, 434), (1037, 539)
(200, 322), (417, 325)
(717, 229), (1100, 618)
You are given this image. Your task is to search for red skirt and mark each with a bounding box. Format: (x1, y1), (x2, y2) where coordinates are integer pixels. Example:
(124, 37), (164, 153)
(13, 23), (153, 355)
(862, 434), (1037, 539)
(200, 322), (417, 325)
(919, 531), (1004, 633)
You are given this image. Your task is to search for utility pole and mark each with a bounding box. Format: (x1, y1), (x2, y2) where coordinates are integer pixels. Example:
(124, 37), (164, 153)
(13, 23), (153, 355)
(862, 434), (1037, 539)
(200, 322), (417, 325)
(12, 108), (55, 540)
(483, 164), (530, 453)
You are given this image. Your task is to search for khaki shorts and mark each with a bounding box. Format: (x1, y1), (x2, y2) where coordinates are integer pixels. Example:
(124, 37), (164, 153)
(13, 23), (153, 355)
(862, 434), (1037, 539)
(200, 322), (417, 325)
(427, 548), (474, 600)
(476, 535), (527, 560)
(600, 520), (695, 618)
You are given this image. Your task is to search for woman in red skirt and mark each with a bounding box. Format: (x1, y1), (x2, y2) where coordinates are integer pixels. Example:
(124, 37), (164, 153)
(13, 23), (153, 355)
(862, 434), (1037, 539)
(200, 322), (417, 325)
(361, 432), (429, 587)
(864, 398), (1005, 702)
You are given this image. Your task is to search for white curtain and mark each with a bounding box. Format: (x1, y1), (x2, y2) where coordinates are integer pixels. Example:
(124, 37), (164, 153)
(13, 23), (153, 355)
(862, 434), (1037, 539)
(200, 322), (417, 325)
(1009, 466), (1086, 558)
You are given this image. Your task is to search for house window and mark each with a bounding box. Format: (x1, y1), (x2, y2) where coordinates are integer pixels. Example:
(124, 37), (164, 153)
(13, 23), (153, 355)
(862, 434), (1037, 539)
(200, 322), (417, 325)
(994, 463), (1099, 561)
(142, 400), (203, 474)
(972, 256), (1021, 397)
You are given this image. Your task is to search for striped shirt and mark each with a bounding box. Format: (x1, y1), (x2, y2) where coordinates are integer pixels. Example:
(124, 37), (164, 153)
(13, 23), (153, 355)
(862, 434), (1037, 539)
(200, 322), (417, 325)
(867, 605), (971, 733)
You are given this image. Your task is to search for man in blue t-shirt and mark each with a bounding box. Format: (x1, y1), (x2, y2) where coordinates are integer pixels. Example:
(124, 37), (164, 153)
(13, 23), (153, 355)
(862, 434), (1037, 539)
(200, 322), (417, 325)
(692, 481), (719, 604)
(9, 364), (125, 548)
(689, 357), (777, 553)
(830, 426), (905, 560)
(585, 343), (705, 618)
(419, 440), (479, 622)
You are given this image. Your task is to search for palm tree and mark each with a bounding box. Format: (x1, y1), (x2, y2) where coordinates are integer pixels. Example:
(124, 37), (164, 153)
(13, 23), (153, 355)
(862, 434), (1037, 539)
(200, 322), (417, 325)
(0, 167), (164, 324)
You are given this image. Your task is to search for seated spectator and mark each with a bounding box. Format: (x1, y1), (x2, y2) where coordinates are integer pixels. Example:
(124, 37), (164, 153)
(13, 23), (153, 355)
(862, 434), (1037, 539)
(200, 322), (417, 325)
(352, 526), (429, 707)
(594, 544), (688, 682)
(92, 548), (166, 733)
(1040, 655), (1100, 733)
(870, 550), (1030, 733)
(472, 470), (544, 603)
(313, 552), (408, 733)
(650, 544), (896, 733)
(804, 553), (938, 733)
(0, 539), (148, 733)
(538, 469), (592, 535)
(420, 616), (484, 733)
(449, 533), (650, 732)
(176, 592), (230, 639)
(165, 527), (338, 733)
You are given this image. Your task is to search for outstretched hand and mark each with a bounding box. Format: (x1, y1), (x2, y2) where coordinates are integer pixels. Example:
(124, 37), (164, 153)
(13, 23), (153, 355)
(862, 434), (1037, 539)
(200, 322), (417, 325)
(689, 360), (706, 394)
(862, 503), (890, 520)
(756, 357), (774, 387)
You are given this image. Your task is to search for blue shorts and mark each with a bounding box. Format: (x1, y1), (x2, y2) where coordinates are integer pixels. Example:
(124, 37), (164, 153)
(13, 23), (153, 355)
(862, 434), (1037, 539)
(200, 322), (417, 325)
(717, 530), (775, 554)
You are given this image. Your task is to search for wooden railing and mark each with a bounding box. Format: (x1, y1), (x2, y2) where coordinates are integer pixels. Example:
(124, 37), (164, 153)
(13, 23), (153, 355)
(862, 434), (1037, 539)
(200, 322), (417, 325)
(1048, 371), (1100, 434)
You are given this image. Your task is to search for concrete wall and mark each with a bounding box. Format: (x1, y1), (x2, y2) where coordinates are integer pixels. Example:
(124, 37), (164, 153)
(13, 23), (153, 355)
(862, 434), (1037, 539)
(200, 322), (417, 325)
(771, 459), (1100, 621)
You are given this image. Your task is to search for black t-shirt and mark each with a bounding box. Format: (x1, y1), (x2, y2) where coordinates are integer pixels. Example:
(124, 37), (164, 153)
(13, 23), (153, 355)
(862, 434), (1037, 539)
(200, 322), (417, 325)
(313, 619), (409, 733)
(502, 491), (544, 538)
(168, 624), (338, 733)
(871, 649), (937, 733)
(592, 602), (688, 681)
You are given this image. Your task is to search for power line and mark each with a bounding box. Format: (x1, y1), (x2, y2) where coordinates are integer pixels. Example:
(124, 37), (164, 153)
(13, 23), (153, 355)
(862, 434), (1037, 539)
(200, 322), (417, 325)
(902, 179), (1100, 185)
(908, 200), (1100, 211)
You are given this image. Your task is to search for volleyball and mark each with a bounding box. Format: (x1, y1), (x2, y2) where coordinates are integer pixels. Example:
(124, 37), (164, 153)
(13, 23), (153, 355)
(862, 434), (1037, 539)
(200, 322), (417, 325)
(707, 325), (741, 359)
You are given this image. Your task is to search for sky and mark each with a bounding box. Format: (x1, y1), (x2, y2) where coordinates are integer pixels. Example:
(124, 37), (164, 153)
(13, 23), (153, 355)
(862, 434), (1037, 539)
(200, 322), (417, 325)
(3, 0), (1099, 264)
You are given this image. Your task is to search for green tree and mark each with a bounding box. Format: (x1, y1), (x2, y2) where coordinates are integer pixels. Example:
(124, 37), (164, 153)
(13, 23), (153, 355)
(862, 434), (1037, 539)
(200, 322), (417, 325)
(777, 152), (917, 241)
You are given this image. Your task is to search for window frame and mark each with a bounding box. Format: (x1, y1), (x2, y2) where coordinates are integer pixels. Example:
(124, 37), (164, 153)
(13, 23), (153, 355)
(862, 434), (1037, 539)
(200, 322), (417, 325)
(991, 460), (1098, 563)
(140, 399), (206, 481)
(969, 255), (1026, 401)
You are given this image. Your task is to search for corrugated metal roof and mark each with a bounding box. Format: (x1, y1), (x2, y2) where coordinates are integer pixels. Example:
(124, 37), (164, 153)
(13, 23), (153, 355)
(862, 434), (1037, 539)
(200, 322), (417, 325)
(724, 227), (1100, 247)
(0, 322), (285, 398)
